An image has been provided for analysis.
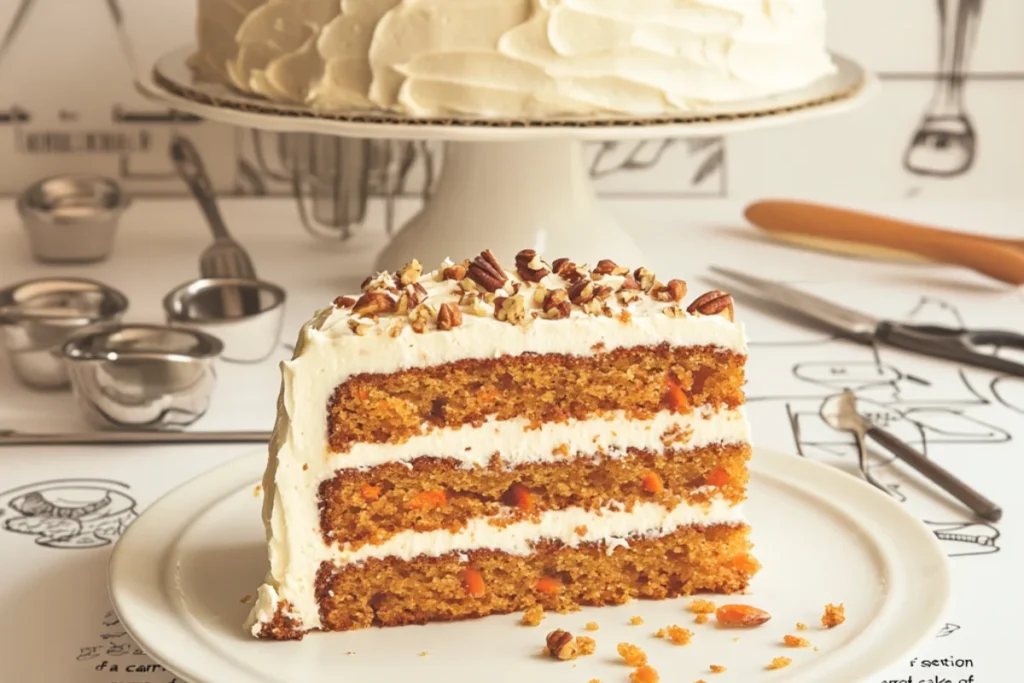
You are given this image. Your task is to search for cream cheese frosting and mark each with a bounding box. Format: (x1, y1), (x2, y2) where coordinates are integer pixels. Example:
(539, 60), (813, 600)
(193, 0), (836, 117)
(245, 252), (751, 635)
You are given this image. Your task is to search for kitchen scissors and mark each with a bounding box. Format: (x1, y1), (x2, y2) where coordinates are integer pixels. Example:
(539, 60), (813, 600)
(709, 266), (1024, 377)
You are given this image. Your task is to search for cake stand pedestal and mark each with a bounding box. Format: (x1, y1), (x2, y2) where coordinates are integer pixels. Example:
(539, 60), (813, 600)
(142, 48), (877, 272)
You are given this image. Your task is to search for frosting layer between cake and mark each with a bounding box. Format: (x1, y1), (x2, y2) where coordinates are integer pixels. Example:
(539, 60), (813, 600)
(192, 0), (836, 117)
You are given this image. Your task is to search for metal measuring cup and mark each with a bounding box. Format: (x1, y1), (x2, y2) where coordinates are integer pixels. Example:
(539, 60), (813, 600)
(0, 278), (130, 389)
(17, 174), (131, 263)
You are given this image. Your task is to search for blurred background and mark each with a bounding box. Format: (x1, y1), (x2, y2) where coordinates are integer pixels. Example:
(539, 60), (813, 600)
(0, 0), (1019, 240)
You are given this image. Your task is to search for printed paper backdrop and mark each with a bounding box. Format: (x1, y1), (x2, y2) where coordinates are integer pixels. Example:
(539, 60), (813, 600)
(0, 0), (1020, 224)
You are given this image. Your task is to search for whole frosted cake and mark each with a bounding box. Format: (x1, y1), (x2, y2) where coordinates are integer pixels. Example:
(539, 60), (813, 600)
(191, 0), (836, 118)
(245, 249), (756, 639)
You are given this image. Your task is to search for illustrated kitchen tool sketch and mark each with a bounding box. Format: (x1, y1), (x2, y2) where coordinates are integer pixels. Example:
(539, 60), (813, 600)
(904, 0), (985, 179)
(742, 293), (1012, 558)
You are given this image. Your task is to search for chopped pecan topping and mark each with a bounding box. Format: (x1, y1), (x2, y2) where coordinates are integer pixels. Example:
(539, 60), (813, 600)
(347, 319), (372, 336)
(545, 629), (578, 661)
(568, 280), (595, 305)
(552, 258), (587, 283)
(514, 249), (550, 282)
(532, 286), (548, 306)
(634, 267), (656, 292)
(387, 319), (405, 337)
(542, 289), (571, 319)
(653, 279), (687, 302)
(397, 259), (422, 286)
(687, 290), (734, 321)
(663, 305), (684, 318)
(594, 259), (630, 277)
(494, 294), (526, 325)
(459, 277), (479, 293)
(442, 263), (467, 281)
(618, 289), (642, 305)
(437, 302), (463, 330)
(409, 303), (436, 333)
(581, 299), (603, 316)
(352, 291), (396, 317)
(551, 258), (571, 275)
(594, 285), (613, 301)
(362, 271), (396, 293)
(467, 249), (508, 292)
(333, 296), (356, 308)
(619, 276), (641, 291)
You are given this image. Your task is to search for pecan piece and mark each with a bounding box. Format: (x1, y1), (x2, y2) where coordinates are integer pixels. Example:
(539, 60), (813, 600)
(551, 258), (572, 275)
(494, 294), (526, 325)
(568, 280), (595, 305)
(333, 296), (356, 308)
(351, 291), (396, 317)
(467, 249), (508, 292)
(514, 249), (550, 283)
(593, 259), (629, 277)
(618, 289), (642, 305)
(687, 290), (734, 321)
(652, 279), (687, 303)
(633, 267), (656, 292)
(545, 629), (578, 661)
(409, 303), (436, 333)
(542, 289), (571, 319)
(347, 319), (372, 336)
(397, 258), (422, 286)
(442, 263), (467, 281)
(619, 276), (641, 291)
(593, 285), (613, 301)
(437, 302), (463, 330)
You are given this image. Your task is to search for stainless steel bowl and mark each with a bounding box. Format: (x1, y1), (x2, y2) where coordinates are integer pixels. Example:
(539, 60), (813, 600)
(0, 278), (130, 389)
(162, 278), (286, 363)
(60, 324), (223, 430)
(17, 174), (131, 263)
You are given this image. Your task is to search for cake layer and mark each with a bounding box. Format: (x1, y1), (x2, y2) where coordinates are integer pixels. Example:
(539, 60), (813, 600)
(319, 442), (750, 548)
(192, 0), (835, 117)
(307, 523), (756, 635)
(329, 343), (744, 451)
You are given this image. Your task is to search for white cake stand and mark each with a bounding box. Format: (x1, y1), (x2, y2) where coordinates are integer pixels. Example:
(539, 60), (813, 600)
(141, 47), (878, 272)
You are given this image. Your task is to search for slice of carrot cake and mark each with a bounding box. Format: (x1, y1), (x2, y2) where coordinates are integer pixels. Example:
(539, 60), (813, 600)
(246, 249), (757, 640)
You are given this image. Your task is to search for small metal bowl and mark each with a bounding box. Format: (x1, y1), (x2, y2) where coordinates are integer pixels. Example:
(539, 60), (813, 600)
(162, 278), (286, 363)
(0, 277), (129, 389)
(17, 174), (131, 263)
(60, 324), (223, 430)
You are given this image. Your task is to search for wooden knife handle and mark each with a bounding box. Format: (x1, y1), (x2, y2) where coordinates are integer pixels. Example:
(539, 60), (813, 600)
(744, 200), (1024, 286)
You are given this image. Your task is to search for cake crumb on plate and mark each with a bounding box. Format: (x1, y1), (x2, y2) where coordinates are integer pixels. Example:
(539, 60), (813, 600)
(631, 665), (659, 683)
(688, 599), (716, 614)
(585, 621), (600, 631)
(654, 625), (692, 645)
(521, 605), (544, 626)
(783, 634), (810, 648)
(822, 603), (845, 628)
(617, 643), (647, 666)
(796, 622), (807, 631)
(630, 616), (644, 625)
(767, 656), (792, 670)
(710, 664), (727, 673)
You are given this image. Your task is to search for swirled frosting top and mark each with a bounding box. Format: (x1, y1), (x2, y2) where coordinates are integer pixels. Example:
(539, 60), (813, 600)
(191, 0), (836, 117)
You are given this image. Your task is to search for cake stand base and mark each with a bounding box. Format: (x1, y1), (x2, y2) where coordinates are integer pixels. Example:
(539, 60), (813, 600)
(375, 140), (640, 272)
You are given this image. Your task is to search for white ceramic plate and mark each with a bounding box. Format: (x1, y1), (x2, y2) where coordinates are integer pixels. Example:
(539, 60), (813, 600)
(140, 47), (877, 141)
(109, 448), (949, 683)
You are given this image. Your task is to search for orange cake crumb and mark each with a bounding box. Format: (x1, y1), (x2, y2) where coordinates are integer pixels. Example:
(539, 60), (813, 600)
(796, 622), (807, 631)
(253, 485), (262, 497)
(783, 634), (810, 648)
(689, 599), (716, 614)
(521, 605), (544, 626)
(654, 625), (693, 645)
(822, 603), (845, 628)
(709, 664), (727, 673)
(585, 621), (600, 631)
(576, 636), (596, 656)
(588, 680), (601, 683)
(418, 651), (427, 657)
(630, 616), (645, 625)
(695, 680), (707, 683)
(631, 665), (660, 683)
(715, 604), (771, 627)
(767, 656), (792, 670)
(617, 643), (648, 666)
(694, 614), (709, 625)
(575, 525), (588, 536)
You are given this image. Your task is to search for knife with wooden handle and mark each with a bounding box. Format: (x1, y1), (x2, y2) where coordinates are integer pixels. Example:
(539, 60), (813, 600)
(744, 199), (1024, 286)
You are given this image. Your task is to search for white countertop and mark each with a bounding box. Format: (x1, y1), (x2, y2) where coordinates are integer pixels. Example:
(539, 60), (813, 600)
(0, 197), (1021, 682)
